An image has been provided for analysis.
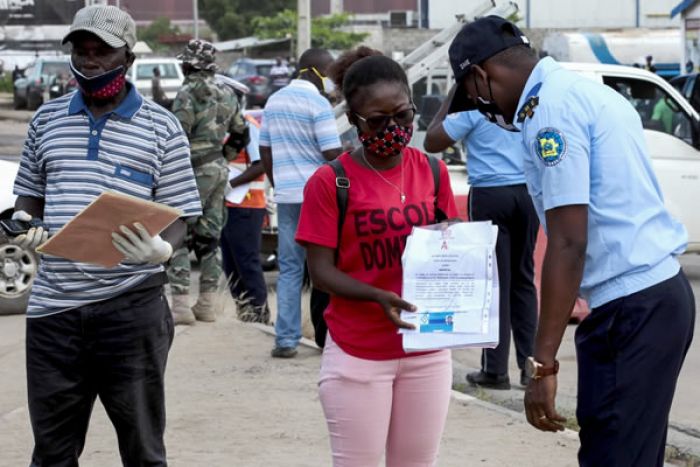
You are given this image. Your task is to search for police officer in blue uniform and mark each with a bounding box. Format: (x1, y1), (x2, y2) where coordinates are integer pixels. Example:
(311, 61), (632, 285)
(425, 108), (538, 389)
(446, 16), (695, 466)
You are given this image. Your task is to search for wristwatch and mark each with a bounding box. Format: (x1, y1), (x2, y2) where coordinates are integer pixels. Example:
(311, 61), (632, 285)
(526, 357), (559, 380)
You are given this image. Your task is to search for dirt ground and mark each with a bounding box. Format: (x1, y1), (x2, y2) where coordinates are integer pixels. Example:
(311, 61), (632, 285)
(0, 287), (582, 467)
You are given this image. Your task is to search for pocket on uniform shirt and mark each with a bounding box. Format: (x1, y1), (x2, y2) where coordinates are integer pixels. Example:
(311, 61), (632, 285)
(114, 164), (154, 187)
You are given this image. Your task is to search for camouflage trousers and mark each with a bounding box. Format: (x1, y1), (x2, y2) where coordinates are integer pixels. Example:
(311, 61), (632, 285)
(167, 160), (228, 295)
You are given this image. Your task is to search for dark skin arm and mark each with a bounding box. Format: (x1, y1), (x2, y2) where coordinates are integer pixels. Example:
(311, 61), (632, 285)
(307, 244), (417, 329)
(15, 195), (45, 219)
(230, 161), (264, 188)
(260, 145), (274, 187)
(321, 147), (343, 162)
(524, 204), (588, 432)
(160, 218), (187, 250)
(424, 85), (459, 153)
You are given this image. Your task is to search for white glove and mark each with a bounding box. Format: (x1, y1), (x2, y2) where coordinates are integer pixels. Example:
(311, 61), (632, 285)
(11, 210), (49, 250)
(111, 223), (173, 265)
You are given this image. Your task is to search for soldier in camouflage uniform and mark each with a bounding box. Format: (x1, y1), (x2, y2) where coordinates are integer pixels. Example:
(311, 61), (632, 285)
(167, 39), (247, 324)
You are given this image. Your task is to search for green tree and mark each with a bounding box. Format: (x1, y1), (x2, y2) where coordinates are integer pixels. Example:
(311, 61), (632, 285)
(137, 17), (180, 52)
(199, 0), (294, 41)
(252, 10), (368, 50)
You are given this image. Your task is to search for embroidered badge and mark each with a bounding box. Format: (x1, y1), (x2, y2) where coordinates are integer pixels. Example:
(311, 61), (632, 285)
(534, 128), (567, 166)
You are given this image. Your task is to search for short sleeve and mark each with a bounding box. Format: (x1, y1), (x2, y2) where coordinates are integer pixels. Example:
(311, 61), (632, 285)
(246, 123), (261, 163)
(153, 127), (202, 217)
(529, 104), (590, 211)
(313, 101), (341, 152)
(259, 108), (271, 148)
(442, 111), (477, 143)
(13, 118), (45, 199)
(296, 165), (339, 248)
(437, 159), (459, 219)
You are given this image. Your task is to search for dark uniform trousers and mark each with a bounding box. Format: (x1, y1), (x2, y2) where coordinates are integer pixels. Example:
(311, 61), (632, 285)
(469, 184), (540, 376)
(576, 271), (695, 467)
(220, 206), (268, 308)
(26, 278), (174, 467)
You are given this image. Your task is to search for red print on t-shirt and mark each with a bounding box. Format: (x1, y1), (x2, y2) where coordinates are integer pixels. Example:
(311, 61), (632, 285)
(296, 147), (458, 360)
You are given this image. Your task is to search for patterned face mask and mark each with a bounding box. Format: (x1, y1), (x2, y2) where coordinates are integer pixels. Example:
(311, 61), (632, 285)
(358, 124), (414, 159)
(70, 60), (126, 100)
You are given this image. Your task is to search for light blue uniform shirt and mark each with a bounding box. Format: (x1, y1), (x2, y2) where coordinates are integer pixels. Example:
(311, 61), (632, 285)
(515, 57), (687, 308)
(442, 110), (526, 187)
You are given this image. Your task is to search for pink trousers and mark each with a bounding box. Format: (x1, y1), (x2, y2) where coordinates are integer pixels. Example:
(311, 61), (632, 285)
(319, 336), (453, 467)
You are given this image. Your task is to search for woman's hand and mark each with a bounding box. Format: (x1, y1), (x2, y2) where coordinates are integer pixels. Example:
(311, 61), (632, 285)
(374, 290), (417, 329)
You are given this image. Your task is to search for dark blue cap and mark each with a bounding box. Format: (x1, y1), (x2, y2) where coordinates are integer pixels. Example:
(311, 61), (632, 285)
(447, 15), (530, 114)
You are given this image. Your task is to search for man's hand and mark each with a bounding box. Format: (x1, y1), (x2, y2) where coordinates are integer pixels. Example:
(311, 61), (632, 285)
(11, 210), (48, 250)
(111, 223), (173, 265)
(524, 375), (567, 432)
(374, 290), (417, 330)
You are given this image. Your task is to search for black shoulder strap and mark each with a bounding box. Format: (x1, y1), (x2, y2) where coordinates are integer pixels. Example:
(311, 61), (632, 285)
(328, 158), (349, 261)
(424, 154), (447, 223)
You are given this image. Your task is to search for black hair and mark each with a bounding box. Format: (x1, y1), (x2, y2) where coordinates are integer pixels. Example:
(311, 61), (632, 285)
(328, 46), (410, 108)
(298, 48), (332, 71)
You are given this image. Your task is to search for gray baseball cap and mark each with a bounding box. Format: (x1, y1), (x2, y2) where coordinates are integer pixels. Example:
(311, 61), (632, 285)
(62, 5), (137, 50)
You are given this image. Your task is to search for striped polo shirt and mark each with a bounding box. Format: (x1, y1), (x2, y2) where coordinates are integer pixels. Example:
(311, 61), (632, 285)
(13, 85), (202, 318)
(259, 79), (341, 204)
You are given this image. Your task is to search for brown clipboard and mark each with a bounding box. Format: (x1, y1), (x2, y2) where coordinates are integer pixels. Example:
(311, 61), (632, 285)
(37, 191), (183, 268)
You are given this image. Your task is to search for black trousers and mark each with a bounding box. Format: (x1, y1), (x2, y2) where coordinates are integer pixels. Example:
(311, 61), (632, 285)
(469, 184), (539, 375)
(220, 207), (268, 308)
(26, 282), (174, 467)
(576, 271), (695, 467)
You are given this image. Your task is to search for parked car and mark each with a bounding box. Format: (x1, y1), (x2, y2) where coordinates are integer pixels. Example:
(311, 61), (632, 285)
(0, 160), (38, 315)
(128, 58), (184, 100)
(13, 57), (70, 110)
(225, 58), (277, 108)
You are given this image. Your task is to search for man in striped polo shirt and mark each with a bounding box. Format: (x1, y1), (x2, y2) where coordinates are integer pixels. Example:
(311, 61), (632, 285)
(11, 6), (201, 466)
(260, 48), (342, 358)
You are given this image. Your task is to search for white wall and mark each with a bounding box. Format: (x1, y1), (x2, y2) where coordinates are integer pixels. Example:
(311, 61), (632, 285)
(426, 0), (681, 30)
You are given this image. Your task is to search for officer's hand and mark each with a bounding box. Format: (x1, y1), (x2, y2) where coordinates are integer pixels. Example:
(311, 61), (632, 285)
(374, 289), (416, 330)
(524, 375), (566, 432)
(111, 223), (173, 265)
(11, 210), (48, 250)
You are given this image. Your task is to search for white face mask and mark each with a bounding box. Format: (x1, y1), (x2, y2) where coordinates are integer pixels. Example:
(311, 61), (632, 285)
(301, 66), (336, 95)
(321, 76), (336, 94)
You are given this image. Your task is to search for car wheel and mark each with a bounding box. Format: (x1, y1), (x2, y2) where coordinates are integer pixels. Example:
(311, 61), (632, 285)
(0, 230), (37, 315)
(26, 92), (42, 111)
(261, 251), (278, 271)
(13, 92), (25, 110)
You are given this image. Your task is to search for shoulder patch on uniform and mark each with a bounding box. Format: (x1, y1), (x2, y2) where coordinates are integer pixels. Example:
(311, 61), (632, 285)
(533, 128), (567, 167)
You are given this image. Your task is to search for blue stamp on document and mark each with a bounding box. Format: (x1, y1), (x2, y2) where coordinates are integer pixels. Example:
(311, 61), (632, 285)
(419, 311), (455, 333)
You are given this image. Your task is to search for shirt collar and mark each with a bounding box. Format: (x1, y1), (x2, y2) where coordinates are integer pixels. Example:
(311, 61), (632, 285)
(289, 78), (320, 93)
(514, 57), (561, 130)
(68, 82), (143, 120)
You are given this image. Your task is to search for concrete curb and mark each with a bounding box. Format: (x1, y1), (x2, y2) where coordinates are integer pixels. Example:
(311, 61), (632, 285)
(0, 110), (31, 123)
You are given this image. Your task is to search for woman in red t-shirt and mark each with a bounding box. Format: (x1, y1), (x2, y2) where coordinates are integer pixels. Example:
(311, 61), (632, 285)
(296, 47), (459, 466)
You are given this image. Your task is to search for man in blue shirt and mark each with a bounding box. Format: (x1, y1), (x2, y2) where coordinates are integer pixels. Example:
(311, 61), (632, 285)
(425, 109), (538, 389)
(12, 6), (201, 466)
(446, 16), (694, 466)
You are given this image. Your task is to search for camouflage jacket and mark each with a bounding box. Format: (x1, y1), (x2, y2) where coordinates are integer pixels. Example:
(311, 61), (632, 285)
(172, 71), (245, 164)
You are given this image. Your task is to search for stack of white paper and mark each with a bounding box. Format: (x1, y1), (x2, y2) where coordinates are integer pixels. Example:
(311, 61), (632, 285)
(400, 221), (500, 351)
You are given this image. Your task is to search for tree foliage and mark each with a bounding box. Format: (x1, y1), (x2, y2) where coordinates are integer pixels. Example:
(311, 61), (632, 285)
(137, 17), (181, 52)
(252, 10), (368, 50)
(200, 0), (294, 41)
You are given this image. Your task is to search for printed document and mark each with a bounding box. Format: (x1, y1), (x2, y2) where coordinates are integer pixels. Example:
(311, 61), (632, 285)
(400, 221), (500, 351)
(225, 166), (251, 205)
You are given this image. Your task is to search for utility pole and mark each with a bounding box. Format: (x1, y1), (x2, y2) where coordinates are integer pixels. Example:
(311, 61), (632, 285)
(297, 0), (311, 59)
(193, 0), (199, 39)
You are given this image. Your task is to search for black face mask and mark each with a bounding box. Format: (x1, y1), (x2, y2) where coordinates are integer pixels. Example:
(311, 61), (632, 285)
(473, 74), (519, 132)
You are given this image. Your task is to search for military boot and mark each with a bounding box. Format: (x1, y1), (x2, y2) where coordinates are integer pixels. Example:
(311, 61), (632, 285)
(192, 292), (219, 322)
(171, 294), (195, 325)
